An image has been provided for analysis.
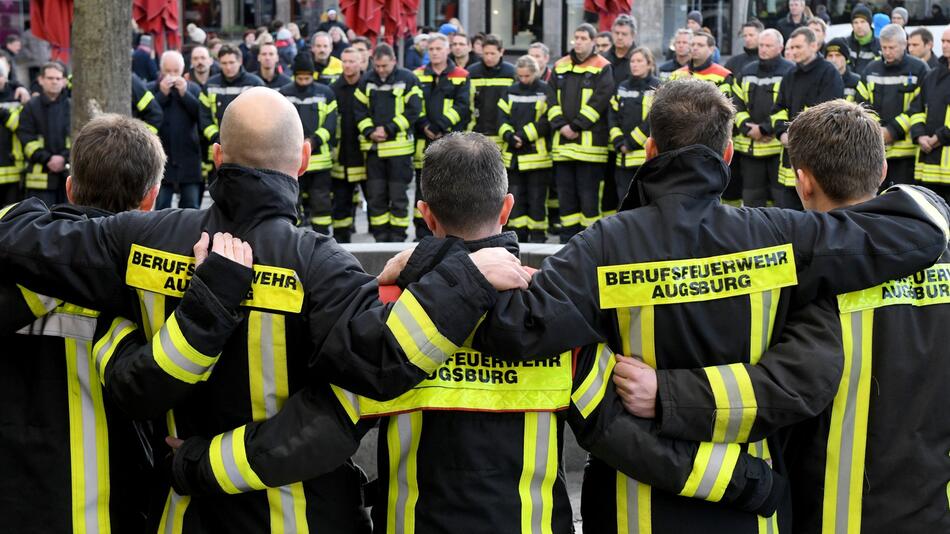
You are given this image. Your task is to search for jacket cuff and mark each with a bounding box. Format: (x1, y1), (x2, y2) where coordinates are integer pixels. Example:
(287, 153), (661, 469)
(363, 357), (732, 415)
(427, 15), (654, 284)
(192, 252), (254, 313)
(729, 454), (785, 516)
(170, 436), (213, 495)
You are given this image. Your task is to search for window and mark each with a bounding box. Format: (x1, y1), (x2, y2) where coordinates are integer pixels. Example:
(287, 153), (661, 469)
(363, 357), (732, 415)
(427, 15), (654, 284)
(488, 0), (544, 50)
(184, 0), (222, 29)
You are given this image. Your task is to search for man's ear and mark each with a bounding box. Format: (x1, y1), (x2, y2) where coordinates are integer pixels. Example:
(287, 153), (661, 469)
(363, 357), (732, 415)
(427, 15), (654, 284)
(65, 175), (74, 204)
(297, 141), (311, 177)
(795, 167), (815, 206)
(722, 139), (734, 165)
(644, 137), (658, 161)
(498, 193), (514, 226)
(878, 159), (888, 188)
(139, 184), (160, 211)
(212, 143), (223, 169)
(419, 200), (442, 236)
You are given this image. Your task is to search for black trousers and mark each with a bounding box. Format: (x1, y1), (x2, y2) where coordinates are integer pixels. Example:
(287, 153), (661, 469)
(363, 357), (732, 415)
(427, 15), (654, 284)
(0, 182), (19, 207)
(555, 161), (603, 243)
(881, 157), (915, 192)
(615, 166), (639, 207)
(299, 170), (332, 234)
(739, 154), (780, 207)
(365, 152), (412, 242)
(331, 178), (360, 243)
(508, 168), (550, 242)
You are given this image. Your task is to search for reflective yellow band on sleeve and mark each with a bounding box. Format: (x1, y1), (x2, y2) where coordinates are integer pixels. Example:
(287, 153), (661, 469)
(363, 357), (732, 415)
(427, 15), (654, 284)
(679, 442), (742, 502)
(152, 312), (219, 384)
(17, 284), (61, 317)
(579, 105), (600, 123)
(209, 425), (269, 494)
(137, 90), (155, 112)
(443, 105), (461, 125)
(203, 124), (219, 140)
(571, 344), (617, 419)
(385, 289), (460, 373)
(704, 363), (758, 443)
(93, 317), (138, 384)
(523, 123), (539, 142)
(631, 127), (648, 146)
(23, 139), (42, 157)
(887, 184), (950, 240)
(597, 244), (797, 308)
(393, 114), (410, 131)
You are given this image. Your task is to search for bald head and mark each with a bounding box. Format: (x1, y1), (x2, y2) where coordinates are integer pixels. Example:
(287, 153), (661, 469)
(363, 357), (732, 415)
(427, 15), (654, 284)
(218, 88), (306, 177)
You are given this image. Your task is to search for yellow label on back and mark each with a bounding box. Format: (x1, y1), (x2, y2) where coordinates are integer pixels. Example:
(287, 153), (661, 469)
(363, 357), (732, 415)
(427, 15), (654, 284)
(358, 349), (573, 416)
(837, 263), (950, 313)
(125, 244), (304, 313)
(598, 244), (797, 309)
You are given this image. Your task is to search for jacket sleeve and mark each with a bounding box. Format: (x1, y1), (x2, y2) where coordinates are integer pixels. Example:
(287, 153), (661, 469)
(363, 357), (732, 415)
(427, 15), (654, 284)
(567, 344), (786, 517)
(449, 76), (472, 132)
(908, 76), (929, 140)
(133, 76), (164, 133)
(353, 81), (374, 138)
(98, 253), (253, 419)
(654, 296), (843, 443)
(306, 240), (500, 401)
(608, 94), (626, 151)
(766, 184), (950, 305)
(497, 93), (515, 145)
(0, 284), (61, 333)
(547, 71), (567, 131)
(819, 66), (845, 103)
(386, 76), (422, 138)
(199, 88), (219, 144)
(313, 90), (338, 149)
(17, 102), (52, 166)
(733, 78), (752, 133)
(769, 74), (790, 138)
(571, 64), (613, 132)
(170, 382), (375, 495)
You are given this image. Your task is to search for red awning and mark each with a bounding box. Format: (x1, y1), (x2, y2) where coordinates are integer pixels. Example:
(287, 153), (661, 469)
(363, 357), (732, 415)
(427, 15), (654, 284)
(584, 0), (633, 31)
(340, 0), (384, 43)
(382, 0), (418, 44)
(30, 0), (73, 62)
(133, 0), (180, 53)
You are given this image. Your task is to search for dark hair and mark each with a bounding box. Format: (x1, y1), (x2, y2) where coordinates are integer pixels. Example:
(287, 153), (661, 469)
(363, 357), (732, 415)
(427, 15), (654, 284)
(649, 78), (734, 154)
(789, 26), (817, 43)
(421, 132), (508, 235)
(5, 34), (20, 45)
(742, 19), (765, 32)
(452, 32), (469, 40)
(787, 100), (883, 202)
(217, 43), (241, 60)
(597, 31), (613, 40)
(612, 14), (637, 33)
(481, 33), (503, 50)
(694, 30), (716, 47)
(472, 32), (486, 45)
(71, 114), (166, 212)
(350, 36), (372, 48)
(910, 27), (934, 45)
(575, 23), (597, 40)
(373, 43), (395, 60)
(41, 61), (65, 77)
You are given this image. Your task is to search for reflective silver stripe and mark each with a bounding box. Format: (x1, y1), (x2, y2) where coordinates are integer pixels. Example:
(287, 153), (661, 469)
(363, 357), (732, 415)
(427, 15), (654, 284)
(94, 319), (135, 373)
(624, 476), (640, 534)
(366, 82), (407, 91)
(760, 290), (774, 354)
(18, 311), (98, 341)
(392, 300), (450, 370)
(219, 431), (257, 492)
(742, 75), (782, 86)
(260, 313), (279, 417)
(394, 413), (414, 534)
(75, 340), (102, 534)
(529, 412), (552, 534)
(509, 94), (546, 103)
(717, 364), (745, 442)
(140, 290), (158, 338)
(617, 89), (642, 99)
(159, 325), (212, 376)
(285, 95), (326, 105)
(279, 486), (298, 534)
(835, 312), (864, 534)
(574, 344), (612, 414)
(207, 85), (253, 95)
(845, 87), (856, 97)
(0, 101), (19, 110)
(692, 444), (731, 500)
(164, 491), (186, 534)
(865, 74), (917, 85)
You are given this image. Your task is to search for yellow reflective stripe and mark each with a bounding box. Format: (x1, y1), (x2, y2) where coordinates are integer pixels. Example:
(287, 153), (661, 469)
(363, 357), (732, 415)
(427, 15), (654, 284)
(519, 411), (558, 534)
(386, 412), (422, 534)
(888, 184), (950, 240)
(631, 127), (647, 146)
(65, 338), (112, 534)
(137, 90), (155, 112)
(355, 88), (370, 104)
(616, 306), (657, 368)
(598, 244), (797, 308)
(749, 289), (779, 364)
(616, 472), (652, 534)
(909, 112), (926, 126)
(357, 117), (374, 132)
(679, 442), (741, 502)
(547, 105), (562, 121)
(331, 384), (361, 423)
(822, 310), (874, 534)
(571, 344), (617, 418)
(136, 289), (166, 340)
(703, 363), (757, 443)
(443, 101), (461, 125)
(202, 124), (219, 140)
(93, 317), (137, 384)
(23, 138), (42, 157)
(5, 105), (21, 131)
(17, 284), (61, 317)
(152, 313), (218, 384)
(209, 425), (269, 494)
(838, 263), (950, 312)
(393, 114), (410, 131)
(523, 123), (539, 142)
(157, 489), (190, 534)
(386, 290), (458, 373)
(770, 109), (788, 129)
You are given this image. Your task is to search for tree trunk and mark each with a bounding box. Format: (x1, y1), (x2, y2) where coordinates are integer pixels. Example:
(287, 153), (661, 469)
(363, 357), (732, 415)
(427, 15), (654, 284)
(71, 0), (132, 137)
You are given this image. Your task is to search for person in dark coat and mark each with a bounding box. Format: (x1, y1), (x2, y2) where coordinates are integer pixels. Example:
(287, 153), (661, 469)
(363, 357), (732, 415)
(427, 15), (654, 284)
(132, 34), (159, 82)
(150, 50), (203, 209)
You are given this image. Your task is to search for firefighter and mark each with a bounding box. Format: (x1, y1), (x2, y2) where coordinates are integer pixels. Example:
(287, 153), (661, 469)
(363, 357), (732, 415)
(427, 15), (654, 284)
(725, 20), (764, 77)
(847, 5), (881, 74)
(18, 61), (69, 205)
(166, 134), (787, 534)
(824, 38), (868, 103)
(732, 29), (793, 207)
(254, 42), (292, 89)
(858, 24), (929, 189)
(412, 32), (470, 239)
(782, 100), (950, 534)
(608, 47), (659, 206)
(604, 14), (638, 85)
(0, 56), (22, 206)
(549, 23), (614, 243)
(498, 54), (556, 242)
(311, 32), (344, 85)
(198, 44), (264, 166)
(330, 47), (367, 243)
(467, 34), (515, 145)
(0, 88), (516, 533)
(131, 72), (163, 134)
(658, 29), (693, 82)
(771, 27), (843, 209)
(281, 51), (337, 234)
(910, 26), (950, 202)
(355, 43), (422, 242)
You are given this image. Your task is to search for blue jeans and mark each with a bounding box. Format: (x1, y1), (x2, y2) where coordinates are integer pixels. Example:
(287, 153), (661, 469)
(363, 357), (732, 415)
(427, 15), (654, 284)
(157, 183), (202, 209)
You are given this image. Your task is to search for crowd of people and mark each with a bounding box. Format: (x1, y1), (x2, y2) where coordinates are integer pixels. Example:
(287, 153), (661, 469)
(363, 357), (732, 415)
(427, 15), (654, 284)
(0, 4), (949, 533)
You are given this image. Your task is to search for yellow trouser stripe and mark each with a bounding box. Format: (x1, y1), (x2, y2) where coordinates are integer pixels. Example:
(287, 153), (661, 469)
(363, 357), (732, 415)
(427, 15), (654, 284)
(617, 306), (657, 368)
(679, 442), (741, 502)
(616, 472), (652, 534)
(386, 290), (459, 373)
(571, 343), (617, 418)
(519, 412), (558, 534)
(387, 412), (423, 534)
(822, 310), (874, 534)
(66, 337), (112, 534)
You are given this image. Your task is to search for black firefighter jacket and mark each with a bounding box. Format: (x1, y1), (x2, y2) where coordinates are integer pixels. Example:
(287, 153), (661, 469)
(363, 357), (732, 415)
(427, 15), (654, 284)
(199, 68), (264, 145)
(909, 57), (950, 185)
(467, 60), (515, 138)
(132, 73), (163, 134)
(463, 145), (950, 532)
(0, 164), (499, 533)
(548, 51), (614, 163)
(858, 53), (929, 160)
(18, 92), (70, 191)
(280, 81), (337, 172)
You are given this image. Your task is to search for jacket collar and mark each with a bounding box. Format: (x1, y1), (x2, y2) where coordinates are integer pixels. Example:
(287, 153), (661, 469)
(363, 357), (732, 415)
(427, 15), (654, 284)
(426, 59), (457, 76)
(449, 231), (521, 257)
(619, 145), (729, 211)
(689, 57), (714, 73)
(50, 204), (114, 220)
(209, 164), (300, 224)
